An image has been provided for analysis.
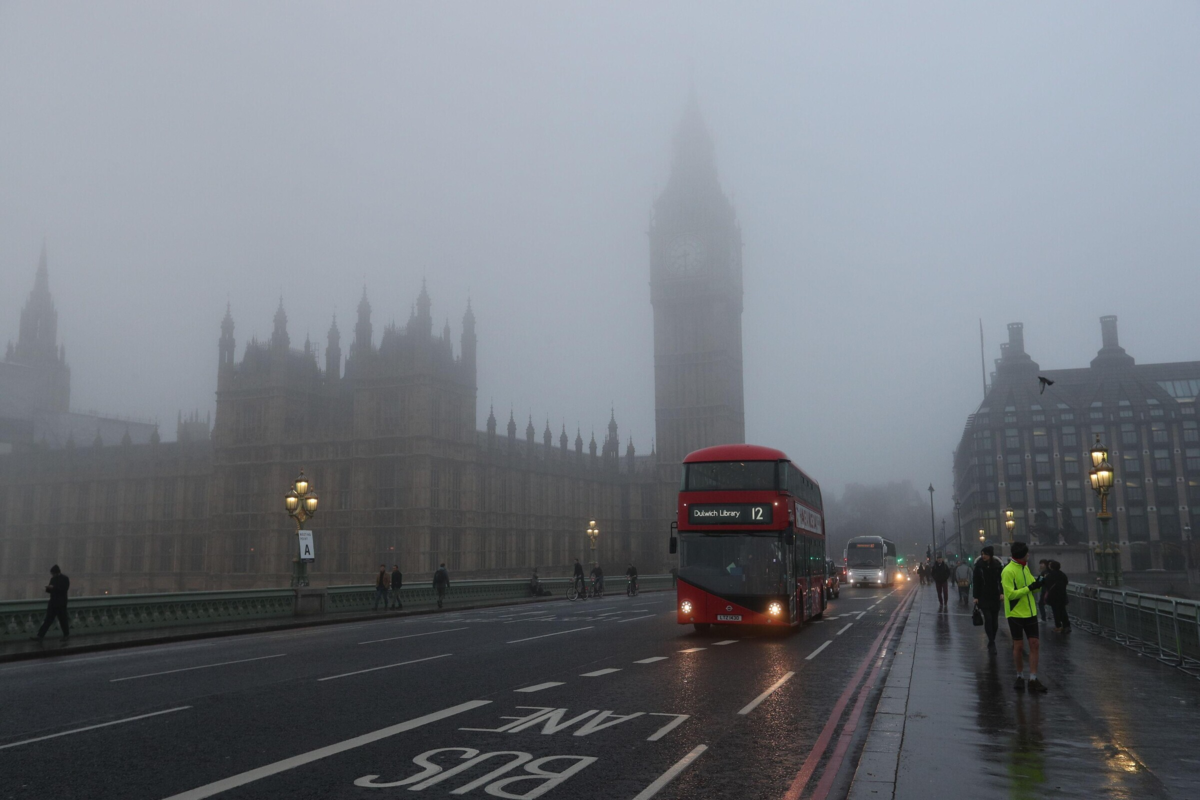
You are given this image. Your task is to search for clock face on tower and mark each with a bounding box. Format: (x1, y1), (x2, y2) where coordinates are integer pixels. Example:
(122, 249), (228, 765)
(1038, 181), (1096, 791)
(667, 236), (705, 276)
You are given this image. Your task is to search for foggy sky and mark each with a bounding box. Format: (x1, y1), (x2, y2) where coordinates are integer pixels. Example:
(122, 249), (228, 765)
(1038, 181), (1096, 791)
(2, 2), (1198, 523)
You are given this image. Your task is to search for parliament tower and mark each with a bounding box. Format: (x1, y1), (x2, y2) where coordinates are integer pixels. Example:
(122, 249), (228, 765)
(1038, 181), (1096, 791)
(650, 95), (746, 469)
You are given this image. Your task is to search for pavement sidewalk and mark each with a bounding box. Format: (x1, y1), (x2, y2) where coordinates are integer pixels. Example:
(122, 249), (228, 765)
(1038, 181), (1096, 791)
(849, 583), (1200, 800)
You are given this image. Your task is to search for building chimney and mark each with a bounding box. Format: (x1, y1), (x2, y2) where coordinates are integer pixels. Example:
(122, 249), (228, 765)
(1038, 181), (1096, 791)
(1007, 322), (1025, 355)
(1090, 315), (1135, 369)
(1100, 315), (1119, 350)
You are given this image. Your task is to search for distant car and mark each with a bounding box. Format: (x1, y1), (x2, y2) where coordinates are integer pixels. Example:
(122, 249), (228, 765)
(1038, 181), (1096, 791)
(825, 560), (841, 600)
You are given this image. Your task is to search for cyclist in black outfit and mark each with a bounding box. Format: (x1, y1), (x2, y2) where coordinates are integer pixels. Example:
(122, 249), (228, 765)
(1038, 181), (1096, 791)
(625, 564), (638, 595)
(573, 558), (586, 597)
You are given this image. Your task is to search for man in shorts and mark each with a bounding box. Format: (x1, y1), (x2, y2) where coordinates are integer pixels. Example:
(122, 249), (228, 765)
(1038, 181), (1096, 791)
(1002, 541), (1047, 693)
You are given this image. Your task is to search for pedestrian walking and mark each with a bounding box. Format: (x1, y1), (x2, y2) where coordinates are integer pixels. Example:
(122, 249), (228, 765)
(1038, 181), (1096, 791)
(433, 562), (450, 608)
(954, 559), (972, 604)
(1002, 542), (1047, 693)
(916, 563), (926, 586)
(1045, 560), (1071, 633)
(373, 564), (389, 611)
(972, 546), (1003, 647)
(1036, 559), (1051, 621)
(931, 555), (952, 607)
(390, 564), (404, 609)
(32, 564), (70, 641)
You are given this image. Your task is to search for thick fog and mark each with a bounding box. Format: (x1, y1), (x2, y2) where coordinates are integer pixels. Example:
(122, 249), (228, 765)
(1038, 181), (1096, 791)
(2, 2), (1198, 520)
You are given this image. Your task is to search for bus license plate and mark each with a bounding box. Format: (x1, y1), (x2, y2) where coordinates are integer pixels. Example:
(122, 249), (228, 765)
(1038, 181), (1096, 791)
(717, 614), (742, 621)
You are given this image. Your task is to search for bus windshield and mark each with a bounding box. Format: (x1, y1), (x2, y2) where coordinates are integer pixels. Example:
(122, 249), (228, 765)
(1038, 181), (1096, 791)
(683, 461), (778, 492)
(846, 542), (884, 568)
(678, 533), (788, 596)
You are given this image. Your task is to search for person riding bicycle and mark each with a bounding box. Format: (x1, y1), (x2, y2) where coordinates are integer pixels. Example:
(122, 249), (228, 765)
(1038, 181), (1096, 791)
(625, 564), (638, 595)
(572, 558), (585, 597)
(590, 564), (604, 596)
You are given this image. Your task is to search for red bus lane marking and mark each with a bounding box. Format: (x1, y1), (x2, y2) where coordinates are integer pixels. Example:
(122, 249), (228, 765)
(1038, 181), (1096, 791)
(780, 590), (913, 800)
(809, 594), (911, 800)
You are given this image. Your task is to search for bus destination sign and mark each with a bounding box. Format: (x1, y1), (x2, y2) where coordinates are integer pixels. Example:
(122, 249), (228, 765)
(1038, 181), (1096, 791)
(689, 504), (773, 525)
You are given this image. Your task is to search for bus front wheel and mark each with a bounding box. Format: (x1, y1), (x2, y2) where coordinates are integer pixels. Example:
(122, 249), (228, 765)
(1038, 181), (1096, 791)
(694, 623), (711, 634)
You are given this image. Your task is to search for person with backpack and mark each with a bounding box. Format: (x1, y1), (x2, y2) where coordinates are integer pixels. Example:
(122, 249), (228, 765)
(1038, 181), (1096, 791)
(1045, 560), (1071, 633)
(972, 546), (1003, 647)
(1002, 542), (1047, 693)
(433, 562), (450, 609)
(954, 559), (972, 604)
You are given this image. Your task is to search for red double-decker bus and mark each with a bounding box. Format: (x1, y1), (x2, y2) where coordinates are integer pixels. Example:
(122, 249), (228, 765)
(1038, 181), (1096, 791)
(672, 444), (827, 632)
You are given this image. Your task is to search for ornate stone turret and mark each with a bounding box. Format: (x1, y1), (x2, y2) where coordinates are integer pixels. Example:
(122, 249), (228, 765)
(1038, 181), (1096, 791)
(487, 404), (497, 439)
(507, 409), (517, 440)
(326, 316), (341, 379)
(575, 427), (584, 456)
(1090, 315), (1136, 370)
(354, 288), (372, 356)
(525, 415), (535, 446)
(560, 423), (569, 453)
(8, 244), (70, 413)
(461, 300), (476, 379)
(271, 298), (289, 352)
(626, 437), (636, 473)
(414, 279), (433, 338)
(218, 302), (236, 373)
(543, 419), (552, 449)
(589, 430), (598, 459)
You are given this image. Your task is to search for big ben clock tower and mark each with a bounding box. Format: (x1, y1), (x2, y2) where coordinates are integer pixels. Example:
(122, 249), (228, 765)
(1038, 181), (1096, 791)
(650, 94), (746, 471)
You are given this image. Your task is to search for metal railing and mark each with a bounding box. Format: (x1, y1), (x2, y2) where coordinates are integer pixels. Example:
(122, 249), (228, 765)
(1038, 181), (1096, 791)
(0, 574), (673, 643)
(1067, 583), (1200, 677)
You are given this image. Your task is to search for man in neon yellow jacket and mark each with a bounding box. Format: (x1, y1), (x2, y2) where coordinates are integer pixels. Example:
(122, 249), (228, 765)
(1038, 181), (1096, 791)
(1002, 541), (1047, 693)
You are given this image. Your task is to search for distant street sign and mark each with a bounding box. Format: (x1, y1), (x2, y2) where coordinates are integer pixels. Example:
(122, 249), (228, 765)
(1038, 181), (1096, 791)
(298, 530), (315, 562)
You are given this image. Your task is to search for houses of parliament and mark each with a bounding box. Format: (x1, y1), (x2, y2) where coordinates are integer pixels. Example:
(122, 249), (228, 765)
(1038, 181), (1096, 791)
(0, 97), (747, 598)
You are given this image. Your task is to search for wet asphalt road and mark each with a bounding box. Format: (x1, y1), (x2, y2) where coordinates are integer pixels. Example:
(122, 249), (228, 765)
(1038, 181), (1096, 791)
(0, 586), (908, 800)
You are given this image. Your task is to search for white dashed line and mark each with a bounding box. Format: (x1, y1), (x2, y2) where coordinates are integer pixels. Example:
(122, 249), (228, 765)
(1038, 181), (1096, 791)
(738, 671), (795, 715)
(712, 640), (737, 646)
(631, 744), (708, 799)
(515, 682), (565, 693)
(0, 706), (191, 750)
(856, 611), (867, 619)
(318, 653), (452, 682)
(806, 641), (833, 660)
(581, 668), (621, 677)
(635, 657), (668, 664)
(678, 647), (706, 653)
(836, 623), (853, 636)
(618, 614), (655, 623)
(111, 654), (287, 682)
(506, 626), (593, 644)
(358, 627), (468, 645)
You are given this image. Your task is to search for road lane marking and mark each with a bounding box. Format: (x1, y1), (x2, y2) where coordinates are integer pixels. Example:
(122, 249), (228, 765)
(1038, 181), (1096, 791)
(160, 700), (491, 800)
(317, 653), (451, 682)
(618, 614), (655, 623)
(514, 682), (565, 693)
(737, 671), (795, 715)
(0, 706), (191, 750)
(856, 611), (867, 619)
(806, 641), (833, 660)
(635, 657), (668, 664)
(506, 626), (593, 644)
(580, 668), (621, 677)
(836, 623), (853, 636)
(110, 654), (287, 682)
(631, 744), (708, 799)
(646, 713), (690, 741)
(358, 627), (468, 645)
(678, 647), (705, 653)
(712, 640), (736, 646)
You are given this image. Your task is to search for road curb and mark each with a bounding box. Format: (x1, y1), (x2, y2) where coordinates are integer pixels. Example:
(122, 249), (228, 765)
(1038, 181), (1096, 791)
(846, 591), (920, 800)
(1, 588), (668, 664)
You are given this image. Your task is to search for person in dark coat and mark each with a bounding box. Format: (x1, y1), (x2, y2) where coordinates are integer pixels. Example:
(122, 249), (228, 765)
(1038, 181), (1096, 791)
(972, 546), (1004, 646)
(390, 565), (404, 609)
(1045, 560), (1071, 633)
(373, 565), (389, 611)
(433, 562), (450, 609)
(33, 565), (70, 640)
(931, 555), (952, 608)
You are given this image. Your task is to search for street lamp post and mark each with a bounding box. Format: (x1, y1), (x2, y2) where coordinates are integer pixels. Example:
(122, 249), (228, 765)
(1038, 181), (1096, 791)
(954, 497), (962, 554)
(928, 484), (937, 558)
(1004, 507), (1015, 543)
(586, 520), (599, 570)
(1089, 434), (1121, 587)
(285, 469), (319, 588)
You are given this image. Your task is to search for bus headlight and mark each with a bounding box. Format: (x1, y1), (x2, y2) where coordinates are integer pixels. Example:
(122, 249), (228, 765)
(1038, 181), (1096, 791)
(681, 601), (693, 614)
(768, 602), (782, 616)
(896, 572), (905, 582)
(877, 571), (884, 577)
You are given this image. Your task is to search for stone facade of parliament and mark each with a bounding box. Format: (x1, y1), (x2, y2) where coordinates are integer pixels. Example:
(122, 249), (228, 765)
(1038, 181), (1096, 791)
(0, 97), (747, 599)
